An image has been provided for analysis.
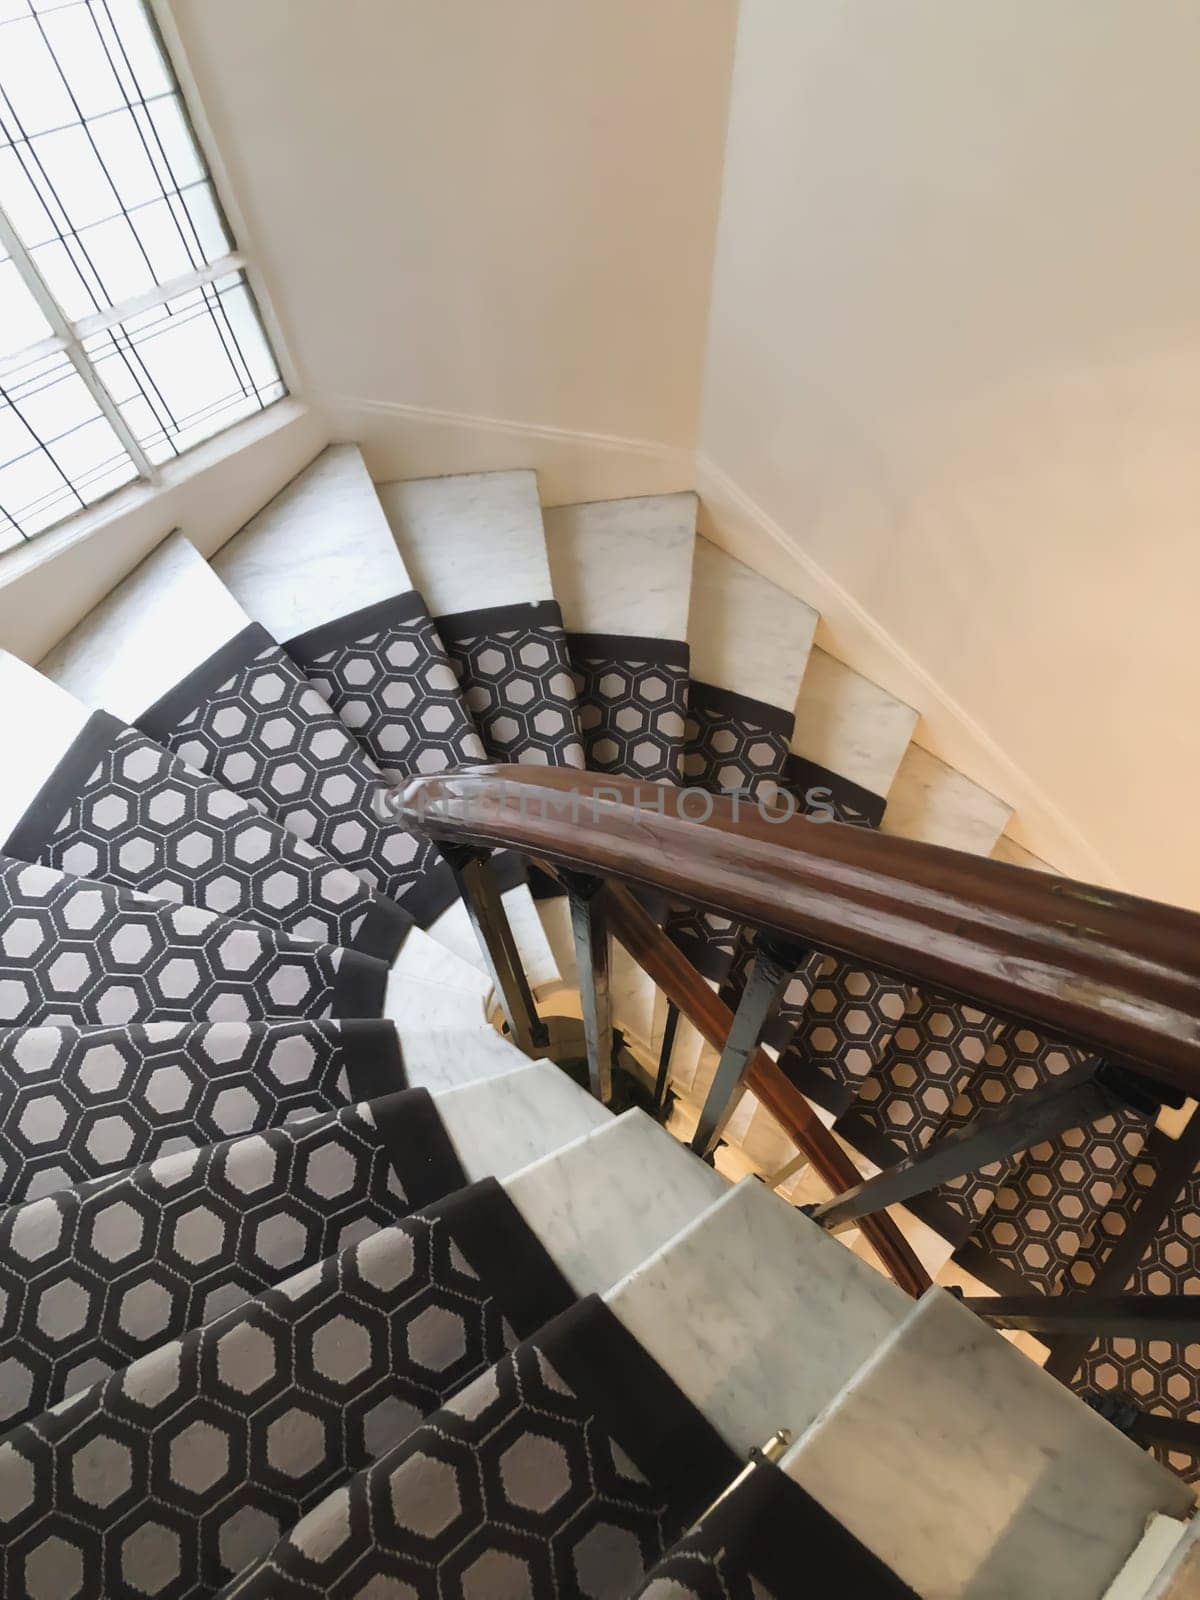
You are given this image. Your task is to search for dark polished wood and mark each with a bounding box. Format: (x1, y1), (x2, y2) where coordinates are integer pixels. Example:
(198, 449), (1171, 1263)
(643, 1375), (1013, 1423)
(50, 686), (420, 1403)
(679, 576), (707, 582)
(598, 882), (932, 1298)
(397, 768), (1200, 1095)
(437, 842), (547, 1053)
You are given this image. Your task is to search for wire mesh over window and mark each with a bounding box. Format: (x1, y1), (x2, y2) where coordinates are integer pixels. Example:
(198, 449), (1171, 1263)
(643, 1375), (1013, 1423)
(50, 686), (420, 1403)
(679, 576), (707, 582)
(0, 0), (284, 547)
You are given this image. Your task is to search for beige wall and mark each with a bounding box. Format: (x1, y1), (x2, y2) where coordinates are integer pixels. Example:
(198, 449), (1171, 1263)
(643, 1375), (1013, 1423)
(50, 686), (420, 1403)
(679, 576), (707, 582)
(699, 0), (1200, 905)
(165, 0), (737, 497)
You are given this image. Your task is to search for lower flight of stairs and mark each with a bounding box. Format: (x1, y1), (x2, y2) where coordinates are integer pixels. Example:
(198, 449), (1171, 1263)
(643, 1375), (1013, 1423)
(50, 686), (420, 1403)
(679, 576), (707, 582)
(0, 441), (1194, 1595)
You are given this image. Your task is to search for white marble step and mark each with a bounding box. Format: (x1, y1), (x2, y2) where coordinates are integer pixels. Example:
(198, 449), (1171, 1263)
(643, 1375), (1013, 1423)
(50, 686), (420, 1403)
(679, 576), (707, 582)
(605, 1176), (909, 1459)
(790, 647), (918, 799)
(432, 1059), (609, 1182)
(543, 493), (697, 641)
(782, 1287), (1194, 1600)
(375, 470), (554, 617)
(992, 834), (1056, 873)
(882, 743), (1013, 854)
(395, 1023), (540, 1093)
(0, 650), (91, 846)
(384, 962), (493, 1032)
(688, 537), (818, 712)
(210, 444), (415, 644)
(503, 1107), (726, 1299)
(39, 532), (252, 724)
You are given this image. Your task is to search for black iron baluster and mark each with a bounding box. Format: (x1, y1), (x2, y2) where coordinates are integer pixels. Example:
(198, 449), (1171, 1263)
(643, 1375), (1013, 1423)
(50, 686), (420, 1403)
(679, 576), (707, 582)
(691, 937), (807, 1158)
(562, 870), (614, 1104)
(653, 1000), (680, 1117)
(811, 1060), (1175, 1232)
(963, 1294), (1200, 1342)
(437, 843), (547, 1055)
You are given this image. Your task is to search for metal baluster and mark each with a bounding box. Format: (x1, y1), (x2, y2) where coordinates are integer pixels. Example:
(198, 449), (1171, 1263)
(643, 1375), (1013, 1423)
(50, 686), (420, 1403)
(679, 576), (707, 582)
(438, 843), (547, 1055)
(691, 937), (805, 1158)
(811, 1060), (1167, 1232)
(562, 871), (614, 1104)
(653, 1000), (680, 1117)
(962, 1294), (1200, 1343)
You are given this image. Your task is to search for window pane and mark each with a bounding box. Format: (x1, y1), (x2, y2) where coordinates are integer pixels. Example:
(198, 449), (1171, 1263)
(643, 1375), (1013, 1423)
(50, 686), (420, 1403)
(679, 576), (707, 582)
(85, 270), (283, 463)
(0, 343), (137, 537)
(0, 0), (232, 318)
(0, 247), (52, 358)
(0, 0), (286, 545)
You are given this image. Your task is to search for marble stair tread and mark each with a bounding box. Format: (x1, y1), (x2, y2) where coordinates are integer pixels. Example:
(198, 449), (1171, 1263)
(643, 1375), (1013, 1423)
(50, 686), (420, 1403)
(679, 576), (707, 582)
(0, 651), (91, 845)
(781, 1287), (1194, 1600)
(687, 536), (818, 713)
(383, 968), (492, 1031)
(790, 647), (918, 801)
(39, 532), (251, 723)
(377, 471), (584, 770)
(210, 443), (414, 643)
(881, 743), (1013, 854)
(376, 469), (553, 616)
(604, 1176), (909, 1458)
(210, 449), (554, 987)
(503, 1108), (726, 1300)
(427, 1058), (609, 1182)
(992, 833), (1057, 872)
(542, 492), (697, 640)
(378, 1022), (532, 1093)
(0, 651), (434, 967)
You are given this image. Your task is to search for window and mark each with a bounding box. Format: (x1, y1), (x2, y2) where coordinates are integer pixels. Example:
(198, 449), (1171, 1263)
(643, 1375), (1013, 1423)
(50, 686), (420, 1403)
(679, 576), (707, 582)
(0, 0), (284, 550)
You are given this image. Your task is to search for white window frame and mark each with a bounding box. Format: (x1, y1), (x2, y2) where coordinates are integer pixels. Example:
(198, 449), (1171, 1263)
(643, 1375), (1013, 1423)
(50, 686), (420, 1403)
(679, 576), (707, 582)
(0, 0), (298, 537)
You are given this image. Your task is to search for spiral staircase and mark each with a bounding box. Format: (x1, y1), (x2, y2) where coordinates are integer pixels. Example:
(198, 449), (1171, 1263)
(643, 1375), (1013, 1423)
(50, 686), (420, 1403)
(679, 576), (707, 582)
(0, 443), (1195, 1598)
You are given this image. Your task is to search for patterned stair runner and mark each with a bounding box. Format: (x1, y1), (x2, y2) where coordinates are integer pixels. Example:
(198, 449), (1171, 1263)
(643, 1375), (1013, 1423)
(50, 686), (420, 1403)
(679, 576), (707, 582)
(0, 1089), (463, 1428)
(0, 1019), (406, 1203)
(0, 856), (388, 1030)
(377, 471), (585, 768)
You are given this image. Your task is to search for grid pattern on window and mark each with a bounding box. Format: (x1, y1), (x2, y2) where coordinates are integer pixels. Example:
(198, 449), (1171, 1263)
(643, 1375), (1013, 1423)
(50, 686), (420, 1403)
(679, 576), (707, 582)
(0, 0), (283, 549)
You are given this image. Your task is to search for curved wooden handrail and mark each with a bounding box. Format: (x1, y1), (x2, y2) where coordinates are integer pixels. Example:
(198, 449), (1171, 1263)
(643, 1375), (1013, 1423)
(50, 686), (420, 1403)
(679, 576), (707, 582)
(395, 767), (1200, 1095)
(601, 882), (931, 1298)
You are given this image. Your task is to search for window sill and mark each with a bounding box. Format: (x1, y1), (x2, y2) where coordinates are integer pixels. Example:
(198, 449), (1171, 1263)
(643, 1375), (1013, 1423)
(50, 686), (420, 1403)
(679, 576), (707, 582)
(0, 398), (322, 593)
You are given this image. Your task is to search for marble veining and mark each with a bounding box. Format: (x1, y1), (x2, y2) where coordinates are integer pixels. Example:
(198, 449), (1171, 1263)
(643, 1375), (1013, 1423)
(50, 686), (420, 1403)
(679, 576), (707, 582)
(687, 538), (818, 710)
(790, 648), (918, 796)
(376, 470), (554, 615)
(606, 1177), (908, 1457)
(39, 533), (250, 721)
(212, 444), (413, 640)
(782, 1287), (1194, 1600)
(882, 744), (1013, 854)
(396, 1024), (532, 1091)
(504, 1109), (726, 1298)
(435, 1060), (608, 1182)
(430, 885), (562, 996)
(542, 494), (696, 640)
(383, 971), (490, 1031)
(0, 652), (92, 844)
(391, 926), (494, 997)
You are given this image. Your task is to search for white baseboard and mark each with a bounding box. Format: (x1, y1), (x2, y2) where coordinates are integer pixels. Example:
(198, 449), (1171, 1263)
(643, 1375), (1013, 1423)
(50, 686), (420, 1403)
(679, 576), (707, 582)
(324, 393), (695, 507)
(694, 452), (1122, 889)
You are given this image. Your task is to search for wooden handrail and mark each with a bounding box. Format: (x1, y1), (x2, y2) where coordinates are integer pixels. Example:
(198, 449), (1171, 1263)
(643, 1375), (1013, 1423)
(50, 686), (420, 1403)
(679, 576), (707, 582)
(395, 767), (1200, 1095)
(602, 882), (931, 1298)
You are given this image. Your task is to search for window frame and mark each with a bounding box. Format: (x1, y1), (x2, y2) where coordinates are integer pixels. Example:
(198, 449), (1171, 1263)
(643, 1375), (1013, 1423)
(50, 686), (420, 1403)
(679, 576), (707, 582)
(0, 0), (293, 542)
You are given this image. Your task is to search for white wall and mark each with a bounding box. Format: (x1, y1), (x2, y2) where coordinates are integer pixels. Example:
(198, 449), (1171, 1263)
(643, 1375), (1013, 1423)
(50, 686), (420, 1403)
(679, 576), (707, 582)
(164, 0), (738, 501)
(698, 0), (1200, 905)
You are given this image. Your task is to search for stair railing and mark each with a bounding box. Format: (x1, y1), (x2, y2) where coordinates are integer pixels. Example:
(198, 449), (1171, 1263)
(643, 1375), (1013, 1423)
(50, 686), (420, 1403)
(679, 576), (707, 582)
(391, 765), (1200, 1301)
